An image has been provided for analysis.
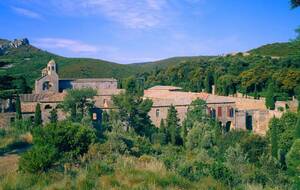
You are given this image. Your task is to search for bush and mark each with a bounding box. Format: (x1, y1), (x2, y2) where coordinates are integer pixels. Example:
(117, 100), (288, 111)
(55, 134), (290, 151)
(19, 121), (96, 173)
(19, 145), (58, 173)
(241, 134), (268, 163)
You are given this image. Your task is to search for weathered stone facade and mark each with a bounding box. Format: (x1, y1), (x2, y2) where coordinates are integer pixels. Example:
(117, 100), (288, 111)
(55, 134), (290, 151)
(35, 60), (59, 94)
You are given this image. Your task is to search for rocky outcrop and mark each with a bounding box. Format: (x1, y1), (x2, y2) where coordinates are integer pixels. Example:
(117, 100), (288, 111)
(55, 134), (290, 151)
(0, 38), (30, 55)
(9, 38), (30, 48)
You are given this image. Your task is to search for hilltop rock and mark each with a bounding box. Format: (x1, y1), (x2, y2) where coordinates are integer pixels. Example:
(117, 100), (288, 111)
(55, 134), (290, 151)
(9, 38), (30, 48)
(0, 38), (30, 55)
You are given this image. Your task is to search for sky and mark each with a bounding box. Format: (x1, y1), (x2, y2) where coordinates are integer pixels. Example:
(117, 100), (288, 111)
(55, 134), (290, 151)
(0, 0), (299, 63)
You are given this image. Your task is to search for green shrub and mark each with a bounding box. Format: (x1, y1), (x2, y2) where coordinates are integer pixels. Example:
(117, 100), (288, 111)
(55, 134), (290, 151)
(19, 145), (59, 173)
(19, 121), (96, 173)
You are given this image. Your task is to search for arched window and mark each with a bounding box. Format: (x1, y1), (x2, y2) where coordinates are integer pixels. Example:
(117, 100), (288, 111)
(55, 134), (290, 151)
(42, 81), (52, 90)
(156, 109), (160, 117)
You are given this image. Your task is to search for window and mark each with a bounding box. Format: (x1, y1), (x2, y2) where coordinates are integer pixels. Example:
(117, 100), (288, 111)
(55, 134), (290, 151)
(217, 107), (222, 117)
(229, 108), (234, 117)
(227, 107), (234, 118)
(92, 113), (97, 120)
(156, 109), (160, 117)
(210, 108), (216, 119)
(42, 81), (52, 90)
(51, 66), (54, 71)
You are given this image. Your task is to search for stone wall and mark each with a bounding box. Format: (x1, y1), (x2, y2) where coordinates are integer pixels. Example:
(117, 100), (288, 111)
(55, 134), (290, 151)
(149, 105), (189, 127)
(0, 113), (16, 128)
(35, 73), (59, 94)
(72, 80), (117, 90)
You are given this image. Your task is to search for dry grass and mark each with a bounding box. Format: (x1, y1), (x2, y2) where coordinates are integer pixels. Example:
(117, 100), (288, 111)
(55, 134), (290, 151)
(0, 154), (19, 177)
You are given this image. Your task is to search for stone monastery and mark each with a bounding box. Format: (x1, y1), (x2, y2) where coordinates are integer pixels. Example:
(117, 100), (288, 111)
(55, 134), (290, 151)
(1, 60), (298, 135)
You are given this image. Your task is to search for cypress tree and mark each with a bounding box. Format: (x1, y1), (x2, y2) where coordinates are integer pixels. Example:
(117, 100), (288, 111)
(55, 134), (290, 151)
(15, 96), (22, 120)
(159, 119), (166, 133)
(166, 105), (181, 145)
(270, 117), (279, 158)
(71, 104), (77, 122)
(49, 108), (58, 124)
(34, 103), (42, 126)
(266, 82), (276, 110)
(296, 117), (300, 139)
(205, 72), (214, 93)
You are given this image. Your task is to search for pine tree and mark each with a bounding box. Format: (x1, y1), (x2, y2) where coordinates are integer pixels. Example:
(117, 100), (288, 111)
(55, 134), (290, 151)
(166, 105), (181, 145)
(49, 109), (58, 124)
(15, 96), (22, 120)
(34, 103), (42, 126)
(266, 82), (276, 110)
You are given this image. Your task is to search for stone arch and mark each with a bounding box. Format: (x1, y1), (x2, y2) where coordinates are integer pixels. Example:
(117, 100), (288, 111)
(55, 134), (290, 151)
(225, 121), (231, 132)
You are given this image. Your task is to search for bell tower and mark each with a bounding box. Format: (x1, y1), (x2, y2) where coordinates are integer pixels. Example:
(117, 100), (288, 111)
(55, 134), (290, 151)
(47, 59), (57, 75)
(35, 60), (59, 94)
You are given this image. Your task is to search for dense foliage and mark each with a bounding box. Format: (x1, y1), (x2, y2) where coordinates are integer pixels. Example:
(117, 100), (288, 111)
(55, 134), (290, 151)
(138, 48), (300, 100)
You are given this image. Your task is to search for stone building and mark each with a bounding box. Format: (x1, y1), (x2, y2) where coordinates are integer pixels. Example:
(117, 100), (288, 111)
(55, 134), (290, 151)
(1, 60), (297, 135)
(17, 60), (123, 124)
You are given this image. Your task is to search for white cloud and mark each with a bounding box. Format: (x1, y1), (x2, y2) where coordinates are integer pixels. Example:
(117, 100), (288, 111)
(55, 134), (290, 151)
(12, 6), (43, 19)
(66, 0), (168, 29)
(33, 38), (99, 53)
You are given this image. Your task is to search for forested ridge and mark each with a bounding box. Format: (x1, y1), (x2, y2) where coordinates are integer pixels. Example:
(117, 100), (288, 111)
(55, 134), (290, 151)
(138, 45), (300, 101)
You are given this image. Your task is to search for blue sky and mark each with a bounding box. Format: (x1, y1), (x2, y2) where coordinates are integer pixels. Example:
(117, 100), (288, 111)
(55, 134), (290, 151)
(0, 0), (299, 63)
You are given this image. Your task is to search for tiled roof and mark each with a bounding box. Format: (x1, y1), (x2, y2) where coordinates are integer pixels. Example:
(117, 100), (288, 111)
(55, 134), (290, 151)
(72, 78), (117, 83)
(147, 86), (182, 91)
(21, 103), (36, 113)
(97, 89), (125, 96)
(144, 85), (235, 106)
(20, 92), (66, 103)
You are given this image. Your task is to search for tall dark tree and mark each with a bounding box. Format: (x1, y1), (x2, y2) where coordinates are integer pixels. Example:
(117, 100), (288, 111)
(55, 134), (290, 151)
(159, 119), (166, 133)
(265, 82), (276, 110)
(166, 105), (181, 145)
(112, 92), (154, 137)
(295, 116), (300, 139)
(15, 96), (22, 120)
(63, 88), (97, 121)
(34, 103), (42, 126)
(49, 108), (58, 124)
(269, 117), (280, 158)
(205, 71), (214, 93)
(124, 76), (143, 96)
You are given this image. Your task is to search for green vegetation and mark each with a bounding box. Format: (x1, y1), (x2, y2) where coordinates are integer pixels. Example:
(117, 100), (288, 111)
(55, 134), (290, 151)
(34, 103), (42, 126)
(62, 88), (97, 122)
(139, 48), (300, 100)
(249, 41), (300, 57)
